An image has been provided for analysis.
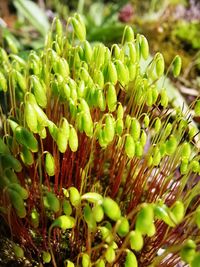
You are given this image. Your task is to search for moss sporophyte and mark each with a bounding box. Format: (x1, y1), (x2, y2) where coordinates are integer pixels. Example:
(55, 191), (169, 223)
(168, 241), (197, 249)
(0, 14), (200, 267)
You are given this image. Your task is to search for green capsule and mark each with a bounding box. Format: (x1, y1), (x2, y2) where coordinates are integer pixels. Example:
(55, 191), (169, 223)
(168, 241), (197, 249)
(117, 103), (124, 119)
(171, 201), (184, 224)
(82, 113), (93, 137)
(189, 160), (199, 173)
(107, 62), (118, 85)
(68, 187), (81, 207)
(135, 204), (154, 234)
(165, 135), (177, 155)
(45, 152), (55, 176)
(127, 62), (137, 81)
(93, 70), (104, 87)
(20, 145), (33, 165)
(71, 17), (86, 41)
(24, 102), (38, 133)
(125, 251), (138, 267)
(106, 84), (117, 112)
(81, 192), (103, 204)
(181, 240), (196, 263)
(83, 204), (96, 232)
(48, 120), (58, 141)
(31, 208), (39, 228)
(105, 247), (115, 263)
(63, 200), (72, 216)
(97, 90), (106, 111)
(0, 138), (10, 154)
(130, 118), (141, 141)
(5, 35), (18, 54)
(117, 217), (130, 237)
(135, 141), (143, 157)
(57, 129), (68, 153)
(8, 183), (28, 200)
(0, 72), (7, 92)
(123, 26), (134, 43)
(181, 142), (191, 161)
(31, 76), (47, 108)
(82, 253), (91, 267)
(102, 197), (121, 221)
(57, 57), (70, 78)
(194, 100), (200, 116)
(154, 204), (176, 227)
(8, 189), (26, 218)
(195, 207), (200, 228)
(180, 159), (189, 175)
(146, 88), (153, 107)
(140, 35), (149, 60)
(104, 115), (115, 143)
(52, 215), (75, 230)
(83, 41), (92, 63)
(140, 130), (147, 147)
(112, 44), (121, 59)
(99, 226), (113, 243)
(95, 259), (105, 267)
(69, 126), (78, 152)
(146, 223), (156, 237)
(115, 60), (129, 87)
(42, 251), (51, 263)
(143, 114), (150, 128)
(164, 122), (172, 139)
(15, 126), (38, 152)
(1, 154), (22, 172)
(189, 126), (198, 140)
(151, 86), (158, 104)
(92, 205), (104, 222)
(13, 244), (24, 259)
(129, 230), (143, 251)
(152, 146), (161, 166)
(172, 55), (182, 77)
(125, 115), (132, 129)
(191, 253), (200, 267)
(125, 135), (135, 158)
(4, 169), (19, 184)
(155, 53), (165, 77)
(115, 119), (124, 136)
(154, 118), (161, 133)
(127, 42), (137, 63)
(14, 71), (26, 92)
(44, 192), (60, 213)
(160, 89), (168, 108)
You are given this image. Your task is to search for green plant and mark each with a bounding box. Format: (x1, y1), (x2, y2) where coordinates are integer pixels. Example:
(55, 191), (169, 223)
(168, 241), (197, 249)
(0, 14), (200, 267)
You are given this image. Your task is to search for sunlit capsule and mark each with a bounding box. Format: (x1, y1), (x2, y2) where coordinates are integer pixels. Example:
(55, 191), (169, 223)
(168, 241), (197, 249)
(102, 197), (121, 221)
(129, 230), (143, 251)
(97, 90), (106, 111)
(189, 160), (199, 173)
(125, 135), (135, 158)
(64, 260), (75, 267)
(152, 146), (161, 166)
(75, 13), (86, 40)
(82, 253), (91, 267)
(130, 118), (141, 141)
(155, 53), (165, 77)
(115, 60), (129, 87)
(140, 35), (149, 60)
(180, 159), (189, 175)
(95, 259), (105, 267)
(71, 17), (86, 41)
(140, 130), (147, 147)
(115, 119), (124, 136)
(8, 189), (26, 218)
(105, 247), (115, 263)
(45, 152), (55, 176)
(135, 141), (143, 157)
(165, 135), (177, 155)
(92, 205), (104, 222)
(125, 115), (132, 129)
(181, 142), (191, 161)
(5, 35), (18, 54)
(20, 145), (34, 165)
(57, 57), (70, 78)
(117, 217), (130, 237)
(92, 44), (105, 69)
(68, 187), (81, 207)
(125, 251), (138, 267)
(99, 226), (113, 243)
(127, 42), (137, 63)
(83, 40), (92, 63)
(180, 240), (196, 263)
(143, 114), (150, 128)
(106, 84), (117, 112)
(45, 192), (60, 213)
(15, 70), (26, 92)
(42, 251), (51, 263)
(69, 126), (78, 152)
(135, 204), (154, 234)
(154, 204), (176, 227)
(104, 115), (115, 143)
(189, 126), (197, 140)
(0, 72), (7, 92)
(107, 61), (118, 85)
(123, 26), (134, 43)
(146, 88), (153, 107)
(31, 76), (47, 108)
(112, 44), (121, 59)
(84, 204), (96, 232)
(171, 200), (184, 224)
(52, 215), (75, 230)
(194, 100), (200, 116)
(160, 88), (168, 108)
(127, 62), (137, 81)
(154, 118), (161, 133)
(172, 55), (182, 77)
(24, 102), (38, 133)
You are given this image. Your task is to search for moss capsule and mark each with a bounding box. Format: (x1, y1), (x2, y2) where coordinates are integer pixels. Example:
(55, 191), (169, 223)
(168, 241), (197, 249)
(15, 126), (38, 152)
(105, 247), (115, 263)
(45, 152), (55, 176)
(102, 197), (121, 221)
(69, 126), (78, 152)
(45, 192), (60, 213)
(68, 187), (81, 207)
(42, 251), (51, 263)
(52, 215), (75, 230)
(129, 230), (143, 251)
(172, 55), (182, 77)
(92, 205), (104, 222)
(125, 135), (135, 158)
(125, 251), (138, 267)
(117, 217), (130, 237)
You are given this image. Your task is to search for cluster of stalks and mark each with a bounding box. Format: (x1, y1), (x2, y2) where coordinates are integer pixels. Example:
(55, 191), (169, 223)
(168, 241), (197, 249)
(0, 14), (200, 267)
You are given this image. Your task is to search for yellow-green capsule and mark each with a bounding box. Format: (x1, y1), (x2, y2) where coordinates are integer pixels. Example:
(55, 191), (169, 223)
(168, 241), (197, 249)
(155, 53), (165, 77)
(104, 115), (115, 143)
(42, 251), (51, 263)
(127, 62), (137, 81)
(125, 251), (138, 267)
(171, 200), (184, 224)
(31, 76), (47, 108)
(8, 183), (28, 200)
(84, 204), (96, 232)
(15, 126), (38, 152)
(123, 26), (134, 43)
(189, 160), (199, 173)
(117, 103), (124, 119)
(154, 204), (176, 227)
(140, 130), (147, 147)
(13, 244), (24, 259)
(15, 71), (26, 92)
(57, 129), (68, 153)
(69, 126), (78, 152)
(172, 55), (182, 77)
(83, 40), (93, 63)
(82, 253), (91, 267)
(24, 102), (38, 133)
(115, 119), (124, 136)
(152, 146), (161, 166)
(107, 61), (118, 85)
(180, 159), (189, 175)
(154, 118), (161, 133)
(99, 226), (113, 243)
(48, 120), (58, 141)
(105, 247), (115, 263)
(127, 42), (137, 63)
(31, 208), (39, 228)
(125, 135), (135, 158)
(129, 230), (143, 251)
(130, 118), (141, 141)
(63, 200), (72, 216)
(75, 13), (86, 41)
(45, 152), (55, 176)
(194, 100), (200, 116)
(181, 240), (196, 263)
(135, 141), (143, 157)
(71, 17), (86, 41)
(140, 35), (149, 60)
(68, 187), (81, 207)
(181, 142), (191, 161)
(0, 72), (7, 92)
(106, 84), (117, 112)
(97, 90), (106, 111)
(102, 197), (121, 221)
(115, 60), (129, 87)
(82, 113), (93, 137)
(117, 217), (130, 237)
(135, 204), (154, 234)
(20, 145), (34, 165)
(5, 35), (18, 54)
(195, 207), (200, 228)
(45, 192), (60, 213)
(160, 89), (168, 108)
(165, 135), (177, 155)
(81, 192), (103, 204)
(143, 114), (150, 128)
(191, 253), (200, 267)
(92, 205), (104, 222)
(52, 215), (75, 230)
(57, 57), (70, 78)
(95, 259), (105, 267)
